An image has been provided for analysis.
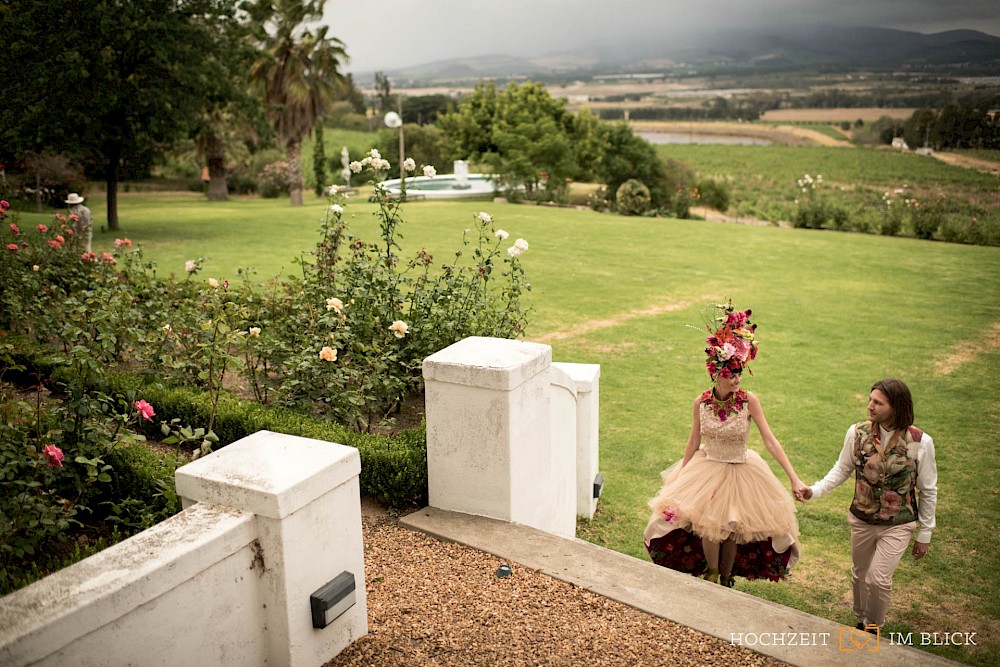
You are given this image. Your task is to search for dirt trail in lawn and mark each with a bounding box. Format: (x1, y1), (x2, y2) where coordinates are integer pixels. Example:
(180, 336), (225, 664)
(529, 295), (716, 344)
(933, 321), (1000, 375)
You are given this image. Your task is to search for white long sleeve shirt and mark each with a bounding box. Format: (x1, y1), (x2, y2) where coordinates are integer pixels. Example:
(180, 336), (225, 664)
(810, 424), (938, 543)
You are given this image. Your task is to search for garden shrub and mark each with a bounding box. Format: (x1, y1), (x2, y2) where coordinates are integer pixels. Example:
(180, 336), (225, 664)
(257, 160), (290, 198)
(912, 199), (945, 240)
(829, 205), (850, 231)
(792, 173), (827, 229)
(616, 179), (651, 216)
(695, 178), (731, 212)
(100, 444), (184, 530)
(879, 212), (902, 236)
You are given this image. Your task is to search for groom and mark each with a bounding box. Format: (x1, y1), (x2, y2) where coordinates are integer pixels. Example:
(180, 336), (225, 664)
(797, 378), (938, 631)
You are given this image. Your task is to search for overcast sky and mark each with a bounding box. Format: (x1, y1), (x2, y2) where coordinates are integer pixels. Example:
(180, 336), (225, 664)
(321, 0), (1000, 73)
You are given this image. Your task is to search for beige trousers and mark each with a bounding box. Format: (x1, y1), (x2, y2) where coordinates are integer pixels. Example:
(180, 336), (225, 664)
(848, 512), (916, 627)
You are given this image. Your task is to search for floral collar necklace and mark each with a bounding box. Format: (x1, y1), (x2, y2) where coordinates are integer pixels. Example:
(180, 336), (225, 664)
(700, 388), (748, 422)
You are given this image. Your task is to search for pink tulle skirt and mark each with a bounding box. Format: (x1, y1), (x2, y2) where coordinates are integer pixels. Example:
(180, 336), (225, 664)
(643, 449), (800, 580)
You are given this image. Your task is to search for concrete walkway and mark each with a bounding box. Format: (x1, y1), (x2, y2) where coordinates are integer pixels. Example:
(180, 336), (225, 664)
(400, 507), (957, 667)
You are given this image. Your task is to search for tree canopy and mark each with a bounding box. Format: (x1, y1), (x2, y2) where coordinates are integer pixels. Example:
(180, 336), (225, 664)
(0, 0), (245, 229)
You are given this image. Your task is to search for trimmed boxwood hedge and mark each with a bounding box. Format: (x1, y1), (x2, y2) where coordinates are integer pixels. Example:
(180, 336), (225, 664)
(6, 335), (428, 509)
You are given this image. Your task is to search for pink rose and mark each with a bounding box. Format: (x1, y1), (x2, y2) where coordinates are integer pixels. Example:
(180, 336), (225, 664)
(9, 223), (18, 234)
(69, 213), (79, 222)
(37, 224), (48, 233)
(6, 243), (17, 252)
(43, 444), (64, 468)
(0, 199), (9, 210)
(134, 399), (155, 421)
(879, 490), (903, 520)
(48, 240), (62, 249)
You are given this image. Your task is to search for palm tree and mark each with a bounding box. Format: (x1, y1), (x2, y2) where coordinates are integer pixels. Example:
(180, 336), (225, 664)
(249, 0), (347, 205)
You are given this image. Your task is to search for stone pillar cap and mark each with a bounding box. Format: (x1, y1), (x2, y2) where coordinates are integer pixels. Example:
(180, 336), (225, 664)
(175, 431), (360, 519)
(423, 336), (551, 391)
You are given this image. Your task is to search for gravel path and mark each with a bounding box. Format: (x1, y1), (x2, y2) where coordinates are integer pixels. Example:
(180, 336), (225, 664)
(325, 508), (788, 667)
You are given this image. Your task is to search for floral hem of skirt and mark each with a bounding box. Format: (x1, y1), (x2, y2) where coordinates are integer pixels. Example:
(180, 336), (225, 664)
(646, 528), (793, 582)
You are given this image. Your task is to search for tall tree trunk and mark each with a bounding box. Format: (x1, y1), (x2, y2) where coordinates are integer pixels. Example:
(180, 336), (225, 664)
(313, 123), (326, 197)
(287, 139), (303, 206)
(106, 144), (120, 231)
(206, 130), (228, 201)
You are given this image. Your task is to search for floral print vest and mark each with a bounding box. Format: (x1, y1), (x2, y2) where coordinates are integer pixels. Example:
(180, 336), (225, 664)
(849, 421), (923, 526)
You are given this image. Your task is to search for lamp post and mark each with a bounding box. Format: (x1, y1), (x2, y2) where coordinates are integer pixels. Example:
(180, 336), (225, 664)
(383, 96), (405, 182)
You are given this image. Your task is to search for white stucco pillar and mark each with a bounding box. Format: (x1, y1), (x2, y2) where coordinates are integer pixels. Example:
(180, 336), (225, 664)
(553, 362), (602, 518)
(175, 430), (367, 667)
(423, 336), (576, 537)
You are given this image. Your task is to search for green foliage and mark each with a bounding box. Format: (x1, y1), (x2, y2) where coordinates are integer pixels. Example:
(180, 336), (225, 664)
(371, 124), (450, 179)
(270, 155), (530, 429)
(0, 0), (247, 229)
(658, 143), (997, 244)
(257, 161), (291, 198)
(247, 0), (348, 205)
(101, 444), (184, 531)
(615, 179), (651, 216)
(598, 123), (672, 209)
(402, 94), (454, 126)
(440, 81), (611, 203)
(695, 178), (732, 212)
(0, 149), (531, 589)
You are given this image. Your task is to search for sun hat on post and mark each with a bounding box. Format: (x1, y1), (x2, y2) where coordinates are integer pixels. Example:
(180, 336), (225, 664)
(65, 193), (85, 205)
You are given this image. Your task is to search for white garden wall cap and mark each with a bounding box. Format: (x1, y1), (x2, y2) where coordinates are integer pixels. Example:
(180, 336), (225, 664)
(548, 364), (578, 397)
(423, 336), (552, 391)
(551, 362), (601, 392)
(0, 503), (254, 664)
(175, 430), (361, 519)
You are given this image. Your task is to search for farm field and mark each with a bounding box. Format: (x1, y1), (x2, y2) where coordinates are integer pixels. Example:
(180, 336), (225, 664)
(761, 107), (918, 122)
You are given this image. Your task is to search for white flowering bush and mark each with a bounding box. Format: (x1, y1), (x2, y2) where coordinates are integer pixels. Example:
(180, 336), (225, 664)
(792, 172), (848, 230)
(245, 153), (531, 431)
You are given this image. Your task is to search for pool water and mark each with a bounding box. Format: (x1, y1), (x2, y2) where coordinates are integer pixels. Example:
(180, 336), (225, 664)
(381, 174), (496, 199)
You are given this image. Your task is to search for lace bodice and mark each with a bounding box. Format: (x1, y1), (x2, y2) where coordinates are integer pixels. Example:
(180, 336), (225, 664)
(699, 403), (750, 463)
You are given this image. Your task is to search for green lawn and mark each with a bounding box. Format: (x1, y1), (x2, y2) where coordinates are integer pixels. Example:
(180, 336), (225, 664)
(12, 175), (1000, 665)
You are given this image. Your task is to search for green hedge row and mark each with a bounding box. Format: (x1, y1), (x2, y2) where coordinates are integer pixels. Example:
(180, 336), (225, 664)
(6, 336), (428, 509)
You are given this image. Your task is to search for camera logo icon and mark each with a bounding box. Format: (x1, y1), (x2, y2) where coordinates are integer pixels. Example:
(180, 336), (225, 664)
(839, 625), (880, 652)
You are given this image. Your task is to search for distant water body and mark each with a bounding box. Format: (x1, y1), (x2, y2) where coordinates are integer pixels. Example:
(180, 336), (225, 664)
(638, 132), (772, 146)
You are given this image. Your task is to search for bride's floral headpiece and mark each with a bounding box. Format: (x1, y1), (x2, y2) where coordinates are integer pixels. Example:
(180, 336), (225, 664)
(703, 300), (758, 379)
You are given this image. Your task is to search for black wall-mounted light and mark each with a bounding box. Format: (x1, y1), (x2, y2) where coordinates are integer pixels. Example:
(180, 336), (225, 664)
(593, 473), (604, 500)
(310, 571), (356, 629)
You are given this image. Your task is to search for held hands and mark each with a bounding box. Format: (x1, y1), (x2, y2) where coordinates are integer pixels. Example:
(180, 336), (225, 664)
(792, 481), (812, 502)
(912, 541), (929, 560)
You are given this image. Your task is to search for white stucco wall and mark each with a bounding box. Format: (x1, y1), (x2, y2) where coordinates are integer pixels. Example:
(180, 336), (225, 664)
(0, 503), (263, 666)
(0, 431), (368, 667)
(553, 362), (602, 518)
(423, 337), (597, 538)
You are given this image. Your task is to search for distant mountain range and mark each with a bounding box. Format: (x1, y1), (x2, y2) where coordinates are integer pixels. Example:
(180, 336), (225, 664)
(366, 26), (1000, 86)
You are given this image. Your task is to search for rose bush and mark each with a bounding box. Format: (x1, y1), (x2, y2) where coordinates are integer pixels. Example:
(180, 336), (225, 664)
(0, 153), (531, 586)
